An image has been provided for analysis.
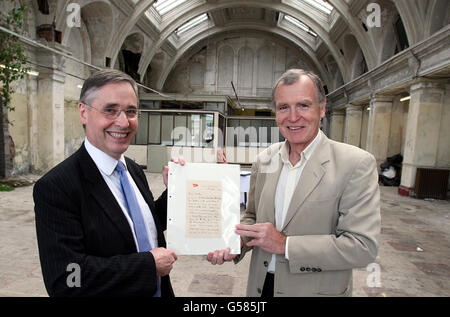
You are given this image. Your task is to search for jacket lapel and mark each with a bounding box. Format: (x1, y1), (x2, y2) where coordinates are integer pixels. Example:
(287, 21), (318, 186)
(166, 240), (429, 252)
(78, 144), (136, 251)
(258, 144), (283, 224)
(261, 158), (283, 225)
(281, 132), (330, 231)
(125, 159), (154, 210)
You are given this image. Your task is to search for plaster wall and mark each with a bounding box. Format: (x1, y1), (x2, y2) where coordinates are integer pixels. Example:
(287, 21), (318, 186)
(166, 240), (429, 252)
(387, 97), (406, 157)
(360, 106), (370, 150)
(8, 83), (30, 175)
(64, 99), (85, 157)
(401, 81), (447, 188)
(164, 35), (318, 108)
(436, 83), (450, 167)
(329, 110), (345, 142)
(63, 25), (90, 158)
(366, 96), (393, 167)
(343, 104), (362, 147)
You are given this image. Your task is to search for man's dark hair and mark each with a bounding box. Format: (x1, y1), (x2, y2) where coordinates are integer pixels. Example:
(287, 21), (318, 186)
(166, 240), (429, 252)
(79, 69), (139, 105)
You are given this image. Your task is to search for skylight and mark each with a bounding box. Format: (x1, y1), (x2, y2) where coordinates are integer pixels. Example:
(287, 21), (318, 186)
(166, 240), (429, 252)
(284, 15), (318, 37)
(303, 0), (333, 15)
(153, 0), (187, 15)
(176, 13), (208, 35)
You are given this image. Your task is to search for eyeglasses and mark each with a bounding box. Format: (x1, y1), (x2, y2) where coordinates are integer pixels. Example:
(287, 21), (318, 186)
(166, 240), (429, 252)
(84, 103), (139, 119)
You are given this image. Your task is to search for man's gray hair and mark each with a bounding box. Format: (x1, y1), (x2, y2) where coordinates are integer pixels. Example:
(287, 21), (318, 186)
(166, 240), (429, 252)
(79, 69), (139, 105)
(271, 69), (326, 109)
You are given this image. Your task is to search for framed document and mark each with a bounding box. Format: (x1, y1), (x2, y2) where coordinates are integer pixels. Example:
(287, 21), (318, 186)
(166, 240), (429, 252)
(167, 162), (241, 255)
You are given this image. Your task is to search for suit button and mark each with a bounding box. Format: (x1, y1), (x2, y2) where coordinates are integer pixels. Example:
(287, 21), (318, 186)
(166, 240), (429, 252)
(263, 261), (268, 267)
(306, 267), (311, 272)
(257, 288), (262, 294)
(317, 268), (322, 272)
(312, 268), (317, 272)
(300, 267), (305, 272)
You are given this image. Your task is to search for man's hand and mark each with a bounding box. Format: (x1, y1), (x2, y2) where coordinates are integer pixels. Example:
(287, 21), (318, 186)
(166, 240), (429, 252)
(206, 248), (238, 265)
(163, 157), (185, 187)
(150, 248), (178, 276)
(206, 238), (244, 265)
(235, 223), (286, 254)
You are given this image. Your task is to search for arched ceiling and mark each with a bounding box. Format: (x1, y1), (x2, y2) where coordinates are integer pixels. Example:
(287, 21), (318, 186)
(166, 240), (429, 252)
(49, 0), (450, 92)
(102, 0), (370, 81)
(136, 0), (351, 83)
(68, 0), (431, 91)
(156, 24), (331, 90)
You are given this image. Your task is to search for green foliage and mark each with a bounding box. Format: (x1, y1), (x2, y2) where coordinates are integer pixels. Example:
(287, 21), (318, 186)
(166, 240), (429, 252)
(0, 183), (14, 191)
(0, 3), (30, 116)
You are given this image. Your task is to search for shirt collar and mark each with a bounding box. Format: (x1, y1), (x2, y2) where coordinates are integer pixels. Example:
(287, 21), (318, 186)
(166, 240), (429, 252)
(84, 137), (126, 176)
(279, 130), (322, 167)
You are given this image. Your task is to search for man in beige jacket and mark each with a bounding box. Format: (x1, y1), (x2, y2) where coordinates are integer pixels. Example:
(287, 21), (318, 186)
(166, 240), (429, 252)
(207, 69), (380, 297)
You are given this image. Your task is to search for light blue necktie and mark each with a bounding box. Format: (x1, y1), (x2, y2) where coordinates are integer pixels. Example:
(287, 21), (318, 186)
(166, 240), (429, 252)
(116, 161), (152, 252)
(116, 161), (161, 296)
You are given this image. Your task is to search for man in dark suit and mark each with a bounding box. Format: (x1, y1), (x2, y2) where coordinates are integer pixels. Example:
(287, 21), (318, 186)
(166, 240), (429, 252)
(33, 69), (178, 297)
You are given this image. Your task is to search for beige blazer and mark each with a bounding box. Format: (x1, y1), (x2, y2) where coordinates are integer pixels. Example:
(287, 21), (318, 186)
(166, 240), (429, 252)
(235, 131), (381, 297)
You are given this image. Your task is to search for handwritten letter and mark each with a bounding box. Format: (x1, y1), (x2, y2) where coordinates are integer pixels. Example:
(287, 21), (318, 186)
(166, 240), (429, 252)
(185, 180), (222, 238)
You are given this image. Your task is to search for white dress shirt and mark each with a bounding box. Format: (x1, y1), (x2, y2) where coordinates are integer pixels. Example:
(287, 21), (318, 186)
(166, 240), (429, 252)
(267, 131), (321, 273)
(84, 138), (159, 251)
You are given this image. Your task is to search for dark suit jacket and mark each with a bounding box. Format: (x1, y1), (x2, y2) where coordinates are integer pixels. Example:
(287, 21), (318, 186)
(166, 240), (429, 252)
(33, 143), (174, 297)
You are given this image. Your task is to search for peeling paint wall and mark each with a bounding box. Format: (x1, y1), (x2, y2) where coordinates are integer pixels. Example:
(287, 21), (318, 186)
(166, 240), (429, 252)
(8, 79), (30, 175)
(64, 99), (84, 157)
